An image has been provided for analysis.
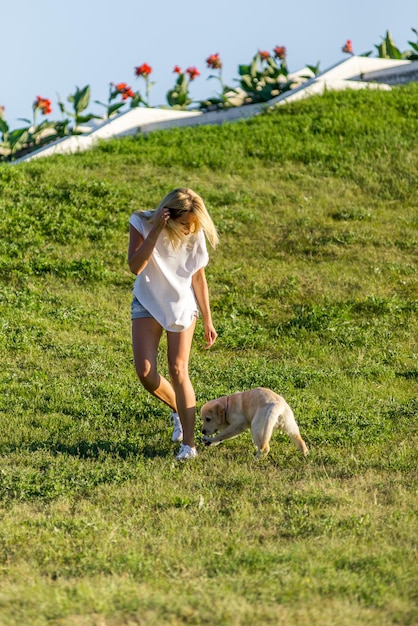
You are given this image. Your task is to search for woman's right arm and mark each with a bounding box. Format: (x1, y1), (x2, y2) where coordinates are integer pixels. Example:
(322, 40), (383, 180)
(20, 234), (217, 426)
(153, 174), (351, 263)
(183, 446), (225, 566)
(127, 208), (170, 275)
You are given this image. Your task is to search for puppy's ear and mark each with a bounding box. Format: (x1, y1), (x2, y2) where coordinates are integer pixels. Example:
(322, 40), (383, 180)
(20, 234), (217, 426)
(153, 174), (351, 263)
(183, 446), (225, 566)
(216, 398), (228, 424)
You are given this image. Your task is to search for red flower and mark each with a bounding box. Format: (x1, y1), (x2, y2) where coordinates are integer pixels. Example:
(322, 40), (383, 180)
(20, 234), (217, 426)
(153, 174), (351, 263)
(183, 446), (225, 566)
(113, 83), (135, 100)
(186, 66), (200, 81)
(273, 45), (286, 60)
(206, 53), (222, 70)
(173, 65), (182, 74)
(342, 39), (353, 54)
(135, 63), (152, 77)
(33, 96), (52, 115)
(259, 50), (270, 61)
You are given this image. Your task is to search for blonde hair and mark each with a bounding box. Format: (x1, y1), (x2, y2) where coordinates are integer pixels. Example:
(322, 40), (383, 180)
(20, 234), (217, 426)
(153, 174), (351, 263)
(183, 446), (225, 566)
(141, 188), (219, 249)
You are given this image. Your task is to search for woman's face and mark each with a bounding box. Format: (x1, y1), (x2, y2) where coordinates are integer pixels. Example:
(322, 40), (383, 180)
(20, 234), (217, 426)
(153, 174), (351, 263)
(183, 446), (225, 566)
(175, 212), (196, 235)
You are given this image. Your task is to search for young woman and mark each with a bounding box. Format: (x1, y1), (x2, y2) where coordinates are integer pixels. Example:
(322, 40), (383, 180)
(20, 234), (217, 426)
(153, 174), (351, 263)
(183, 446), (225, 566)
(128, 188), (219, 460)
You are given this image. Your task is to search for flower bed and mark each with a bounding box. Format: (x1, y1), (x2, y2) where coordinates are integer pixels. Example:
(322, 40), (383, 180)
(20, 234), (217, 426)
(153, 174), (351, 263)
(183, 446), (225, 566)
(1, 30), (417, 162)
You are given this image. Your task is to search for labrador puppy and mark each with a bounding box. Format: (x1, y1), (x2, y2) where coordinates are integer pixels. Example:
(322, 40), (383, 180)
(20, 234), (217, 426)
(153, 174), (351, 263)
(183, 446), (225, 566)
(201, 387), (308, 458)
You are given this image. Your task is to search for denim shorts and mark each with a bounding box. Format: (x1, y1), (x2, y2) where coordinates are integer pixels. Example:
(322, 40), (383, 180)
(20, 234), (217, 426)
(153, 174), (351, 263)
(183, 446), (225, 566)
(131, 295), (199, 322)
(131, 296), (153, 320)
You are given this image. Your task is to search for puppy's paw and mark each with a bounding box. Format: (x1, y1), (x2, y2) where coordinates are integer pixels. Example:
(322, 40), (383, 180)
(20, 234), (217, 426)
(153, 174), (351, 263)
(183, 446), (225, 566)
(202, 435), (222, 447)
(202, 435), (214, 446)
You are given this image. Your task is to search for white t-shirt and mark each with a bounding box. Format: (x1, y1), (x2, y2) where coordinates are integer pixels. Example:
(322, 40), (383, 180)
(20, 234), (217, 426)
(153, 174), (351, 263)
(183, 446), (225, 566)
(130, 211), (209, 332)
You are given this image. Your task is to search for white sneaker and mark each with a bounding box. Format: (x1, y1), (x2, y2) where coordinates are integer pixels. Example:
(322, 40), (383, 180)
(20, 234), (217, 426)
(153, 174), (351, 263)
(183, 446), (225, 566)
(170, 412), (183, 442)
(176, 444), (198, 461)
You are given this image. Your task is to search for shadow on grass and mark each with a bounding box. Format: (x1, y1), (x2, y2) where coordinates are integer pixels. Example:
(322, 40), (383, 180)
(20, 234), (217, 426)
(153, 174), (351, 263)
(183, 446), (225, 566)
(1, 433), (172, 460)
(52, 439), (146, 460)
(395, 369), (417, 380)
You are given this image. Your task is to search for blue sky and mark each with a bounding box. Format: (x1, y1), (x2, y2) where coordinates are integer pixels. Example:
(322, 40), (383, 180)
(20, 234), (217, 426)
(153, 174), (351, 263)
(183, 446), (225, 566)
(1, 0), (417, 128)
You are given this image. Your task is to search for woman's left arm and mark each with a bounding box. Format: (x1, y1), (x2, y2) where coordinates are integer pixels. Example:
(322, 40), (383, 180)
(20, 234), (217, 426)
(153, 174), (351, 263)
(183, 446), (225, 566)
(192, 268), (218, 349)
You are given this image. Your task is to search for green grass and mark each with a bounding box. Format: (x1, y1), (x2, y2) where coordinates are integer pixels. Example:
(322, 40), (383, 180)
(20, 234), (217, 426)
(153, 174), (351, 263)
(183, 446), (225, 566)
(0, 85), (417, 625)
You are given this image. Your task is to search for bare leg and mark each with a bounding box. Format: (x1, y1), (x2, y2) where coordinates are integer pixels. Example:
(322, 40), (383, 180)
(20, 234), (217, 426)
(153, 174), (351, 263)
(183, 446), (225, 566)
(132, 317), (177, 411)
(167, 319), (197, 448)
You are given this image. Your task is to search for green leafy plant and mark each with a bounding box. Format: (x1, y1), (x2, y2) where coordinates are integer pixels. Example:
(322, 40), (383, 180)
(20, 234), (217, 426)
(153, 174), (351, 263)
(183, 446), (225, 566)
(375, 30), (404, 59)
(353, 28), (418, 59)
(166, 65), (200, 109)
(0, 105), (11, 154)
(0, 96), (68, 160)
(237, 47), (295, 104)
(199, 53), (239, 110)
(95, 82), (136, 119)
(58, 85), (100, 133)
(406, 27), (418, 60)
(134, 63), (154, 106)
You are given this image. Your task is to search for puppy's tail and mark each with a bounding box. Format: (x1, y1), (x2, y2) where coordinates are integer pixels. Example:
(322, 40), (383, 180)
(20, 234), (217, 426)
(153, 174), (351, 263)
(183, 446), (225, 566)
(279, 403), (309, 456)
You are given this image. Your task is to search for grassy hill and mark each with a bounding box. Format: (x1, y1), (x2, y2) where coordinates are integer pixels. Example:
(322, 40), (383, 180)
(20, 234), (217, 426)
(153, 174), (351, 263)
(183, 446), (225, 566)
(0, 85), (417, 625)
